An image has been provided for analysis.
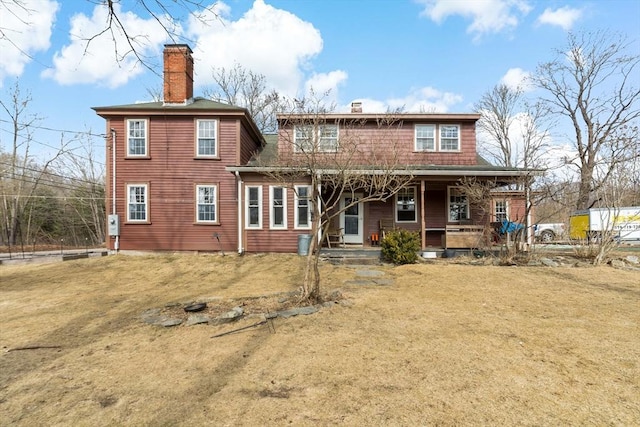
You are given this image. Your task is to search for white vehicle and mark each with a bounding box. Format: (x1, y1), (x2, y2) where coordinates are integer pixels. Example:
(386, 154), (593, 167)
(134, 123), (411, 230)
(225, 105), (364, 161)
(534, 223), (565, 243)
(569, 207), (640, 243)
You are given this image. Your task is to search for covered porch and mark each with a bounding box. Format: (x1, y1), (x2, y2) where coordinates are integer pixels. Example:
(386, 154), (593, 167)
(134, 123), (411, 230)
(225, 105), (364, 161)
(321, 167), (535, 250)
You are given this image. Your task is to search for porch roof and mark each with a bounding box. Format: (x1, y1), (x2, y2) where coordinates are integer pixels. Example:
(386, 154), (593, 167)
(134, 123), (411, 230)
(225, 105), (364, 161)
(226, 163), (542, 178)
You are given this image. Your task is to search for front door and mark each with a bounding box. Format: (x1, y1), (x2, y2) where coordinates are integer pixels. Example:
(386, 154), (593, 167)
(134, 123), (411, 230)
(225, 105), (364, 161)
(341, 193), (363, 244)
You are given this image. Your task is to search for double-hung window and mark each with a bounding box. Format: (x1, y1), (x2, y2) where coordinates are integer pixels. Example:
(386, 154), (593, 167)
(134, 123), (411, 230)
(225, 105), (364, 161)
(270, 186), (287, 229)
(197, 119), (217, 157)
(415, 125), (435, 151)
(448, 187), (469, 222)
(246, 186), (262, 229)
(396, 187), (417, 222)
(440, 125), (460, 151)
(494, 200), (507, 222)
(294, 125), (338, 152)
(127, 184), (148, 222)
(127, 119), (148, 156)
(196, 185), (217, 223)
(318, 125), (338, 151)
(295, 185), (312, 229)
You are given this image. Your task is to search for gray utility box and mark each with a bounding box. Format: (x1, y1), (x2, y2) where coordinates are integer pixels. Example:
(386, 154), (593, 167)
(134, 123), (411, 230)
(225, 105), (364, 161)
(108, 214), (120, 236)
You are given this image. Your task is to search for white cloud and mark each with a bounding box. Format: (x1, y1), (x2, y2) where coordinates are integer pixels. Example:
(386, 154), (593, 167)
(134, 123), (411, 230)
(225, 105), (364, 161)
(340, 86), (463, 113)
(0, 0), (59, 86)
(304, 70), (348, 102)
(42, 3), (172, 88)
(417, 0), (531, 40)
(500, 67), (532, 92)
(536, 6), (582, 31)
(188, 0), (324, 97)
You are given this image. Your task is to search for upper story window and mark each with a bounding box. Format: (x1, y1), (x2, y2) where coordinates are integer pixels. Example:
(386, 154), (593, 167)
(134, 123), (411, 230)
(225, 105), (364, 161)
(294, 124), (338, 153)
(197, 119), (217, 157)
(127, 184), (148, 222)
(246, 185), (262, 229)
(415, 125), (435, 151)
(396, 187), (417, 223)
(196, 185), (217, 223)
(494, 200), (507, 222)
(448, 187), (469, 222)
(127, 119), (148, 157)
(270, 186), (287, 229)
(294, 185), (312, 229)
(440, 125), (460, 151)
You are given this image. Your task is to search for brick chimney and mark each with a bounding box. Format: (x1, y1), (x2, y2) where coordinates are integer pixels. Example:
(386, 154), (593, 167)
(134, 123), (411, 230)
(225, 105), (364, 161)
(163, 44), (194, 105)
(351, 101), (362, 113)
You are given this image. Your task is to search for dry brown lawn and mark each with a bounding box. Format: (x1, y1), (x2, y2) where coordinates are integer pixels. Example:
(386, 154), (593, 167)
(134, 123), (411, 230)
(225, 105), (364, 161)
(0, 253), (638, 426)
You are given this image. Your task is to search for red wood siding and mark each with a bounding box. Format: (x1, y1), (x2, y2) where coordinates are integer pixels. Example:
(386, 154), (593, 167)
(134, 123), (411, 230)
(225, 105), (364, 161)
(277, 119), (478, 167)
(104, 114), (253, 252)
(240, 174), (312, 253)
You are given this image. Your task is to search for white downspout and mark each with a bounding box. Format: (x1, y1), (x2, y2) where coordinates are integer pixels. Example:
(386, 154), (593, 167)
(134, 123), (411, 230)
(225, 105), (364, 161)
(236, 171), (244, 254)
(111, 128), (119, 252)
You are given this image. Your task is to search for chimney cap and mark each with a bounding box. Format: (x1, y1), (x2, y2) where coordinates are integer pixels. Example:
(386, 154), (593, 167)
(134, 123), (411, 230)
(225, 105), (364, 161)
(163, 44), (193, 53)
(351, 101), (363, 113)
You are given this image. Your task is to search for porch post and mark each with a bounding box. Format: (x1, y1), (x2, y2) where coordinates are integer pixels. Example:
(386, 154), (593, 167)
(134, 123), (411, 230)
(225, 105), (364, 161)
(420, 180), (426, 249)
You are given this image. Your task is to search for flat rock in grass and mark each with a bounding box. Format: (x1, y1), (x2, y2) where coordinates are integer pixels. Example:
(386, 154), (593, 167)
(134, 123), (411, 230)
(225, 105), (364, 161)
(276, 306), (318, 318)
(210, 306), (244, 325)
(160, 318), (183, 327)
(625, 255), (639, 265)
(540, 258), (559, 267)
(186, 314), (211, 326)
(355, 269), (384, 277)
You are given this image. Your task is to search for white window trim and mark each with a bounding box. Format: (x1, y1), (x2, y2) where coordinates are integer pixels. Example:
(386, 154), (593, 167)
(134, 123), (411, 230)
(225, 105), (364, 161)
(293, 124), (339, 153)
(126, 183), (149, 222)
(415, 124), (436, 152)
(269, 186), (287, 229)
(494, 199), (508, 222)
(294, 185), (312, 230)
(439, 124), (461, 152)
(195, 119), (218, 158)
(448, 186), (469, 222)
(126, 118), (149, 157)
(395, 186), (418, 223)
(195, 184), (218, 224)
(245, 185), (263, 229)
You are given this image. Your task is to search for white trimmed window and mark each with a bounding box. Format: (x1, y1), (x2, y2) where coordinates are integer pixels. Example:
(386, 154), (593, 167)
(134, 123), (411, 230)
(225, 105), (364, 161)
(415, 125), (435, 151)
(127, 184), (148, 222)
(440, 125), (460, 151)
(196, 185), (217, 223)
(495, 200), (507, 222)
(197, 119), (217, 157)
(396, 187), (417, 223)
(294, 185), (312, 229)
(127, 119), (148, 156)
(294, 124), (338, 152)
(448, 187), (469, 222)
(270, 186), (287, 229)
(245, 185), (262, 229)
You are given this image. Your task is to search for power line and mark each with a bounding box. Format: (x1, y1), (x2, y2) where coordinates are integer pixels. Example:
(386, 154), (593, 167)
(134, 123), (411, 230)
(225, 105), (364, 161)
(0, 118), (108, 138)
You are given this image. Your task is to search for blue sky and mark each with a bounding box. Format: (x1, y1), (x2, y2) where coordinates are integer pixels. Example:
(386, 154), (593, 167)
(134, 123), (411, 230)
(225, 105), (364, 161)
(1, 0), (639, 167)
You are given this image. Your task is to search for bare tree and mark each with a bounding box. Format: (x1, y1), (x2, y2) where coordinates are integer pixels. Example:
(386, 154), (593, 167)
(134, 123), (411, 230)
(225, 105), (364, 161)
(56, 134), (106, 245)
(532, 30), (640, 210)
(256, 94), (413, 303)
(1, 0), (218, 71)
(0, 82), (69, 246)
(203, 64), (287, 134)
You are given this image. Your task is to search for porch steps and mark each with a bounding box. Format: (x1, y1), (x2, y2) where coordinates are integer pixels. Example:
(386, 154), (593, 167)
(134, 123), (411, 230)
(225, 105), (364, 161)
(320, 248), (383, 266)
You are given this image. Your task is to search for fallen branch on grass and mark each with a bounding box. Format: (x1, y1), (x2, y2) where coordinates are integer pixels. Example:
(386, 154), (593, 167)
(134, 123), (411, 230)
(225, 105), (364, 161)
(7, 345), (62, 352)
(211, 319), (268, 338)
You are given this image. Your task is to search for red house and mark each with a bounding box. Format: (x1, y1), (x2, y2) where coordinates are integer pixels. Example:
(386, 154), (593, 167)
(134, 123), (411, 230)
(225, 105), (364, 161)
(94, 44), (533, 253)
